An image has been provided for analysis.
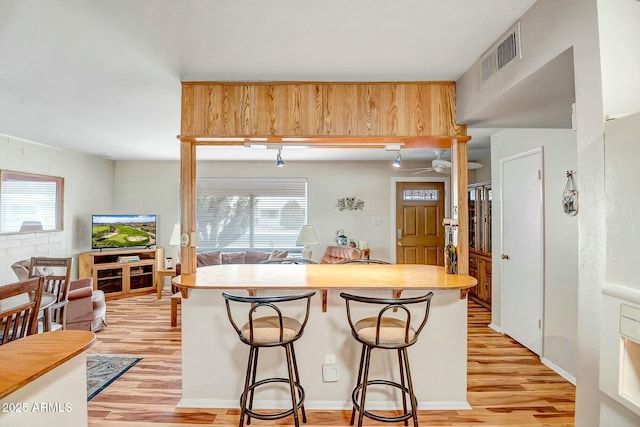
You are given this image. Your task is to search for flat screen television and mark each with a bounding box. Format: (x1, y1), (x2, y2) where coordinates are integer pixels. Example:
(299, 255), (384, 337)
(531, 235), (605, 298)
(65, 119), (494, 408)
(92, 214), (156, 250)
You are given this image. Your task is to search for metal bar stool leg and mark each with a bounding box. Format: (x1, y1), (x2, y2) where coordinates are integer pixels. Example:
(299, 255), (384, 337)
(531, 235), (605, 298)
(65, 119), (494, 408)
(239, 346), (256, 427)
(285, 343), (301, 427)
(398, 348), (409, 426)
(350, 344), (367, 425)
(290, 343), (307, 423)
(356, 345), (373, 427)
(246, 347), (260, 425)
(402, 348), (419, 427)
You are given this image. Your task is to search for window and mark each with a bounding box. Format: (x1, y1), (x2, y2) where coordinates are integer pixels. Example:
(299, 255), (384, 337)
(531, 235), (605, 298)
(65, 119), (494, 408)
(0, 170), (64, 234)
(195, 178), (307, 252)
(403, 188), (439, 201)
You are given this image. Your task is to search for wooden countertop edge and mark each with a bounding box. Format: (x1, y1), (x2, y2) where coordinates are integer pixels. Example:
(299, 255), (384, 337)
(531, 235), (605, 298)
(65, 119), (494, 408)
(172, 265), (477, 290)
(0, 330), (96, 400)
(172, 281), (477, 291)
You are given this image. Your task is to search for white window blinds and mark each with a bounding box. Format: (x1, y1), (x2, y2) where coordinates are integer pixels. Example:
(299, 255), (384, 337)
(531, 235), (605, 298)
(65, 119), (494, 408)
(195, 178), (307, 251)
(0, 170), (63, 234)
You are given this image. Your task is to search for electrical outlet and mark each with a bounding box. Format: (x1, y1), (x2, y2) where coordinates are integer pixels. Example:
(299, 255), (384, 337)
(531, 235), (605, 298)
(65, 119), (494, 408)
(324, 354), (336, 364)
(373, 217), (382, 225)
(322, 364), (338, 382)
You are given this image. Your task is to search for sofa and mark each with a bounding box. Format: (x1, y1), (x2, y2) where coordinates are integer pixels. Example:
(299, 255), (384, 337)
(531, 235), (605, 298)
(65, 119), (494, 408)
(196, 249), (288, 267)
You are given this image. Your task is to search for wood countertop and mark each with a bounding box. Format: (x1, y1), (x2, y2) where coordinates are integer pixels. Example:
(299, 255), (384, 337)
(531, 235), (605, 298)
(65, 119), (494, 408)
(174, 263), (476, 290)
(172, 264), (477, 311)
(0, 330), (95, 400)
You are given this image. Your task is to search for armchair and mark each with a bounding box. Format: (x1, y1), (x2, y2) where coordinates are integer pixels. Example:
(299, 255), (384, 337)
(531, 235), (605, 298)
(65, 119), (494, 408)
(320, 245), (367, 264)
(66, 277), (106, 332)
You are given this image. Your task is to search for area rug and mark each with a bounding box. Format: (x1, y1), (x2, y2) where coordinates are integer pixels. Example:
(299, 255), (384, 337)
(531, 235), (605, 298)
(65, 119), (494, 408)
(86, 354), (142, 401)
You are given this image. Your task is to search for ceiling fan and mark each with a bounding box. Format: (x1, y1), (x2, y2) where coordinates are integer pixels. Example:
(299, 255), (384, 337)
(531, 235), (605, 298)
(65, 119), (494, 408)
(403, 149), (483, 175)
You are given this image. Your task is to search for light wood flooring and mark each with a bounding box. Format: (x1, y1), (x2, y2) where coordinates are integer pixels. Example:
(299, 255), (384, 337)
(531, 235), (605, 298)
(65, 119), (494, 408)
(88, 294), (575, 426)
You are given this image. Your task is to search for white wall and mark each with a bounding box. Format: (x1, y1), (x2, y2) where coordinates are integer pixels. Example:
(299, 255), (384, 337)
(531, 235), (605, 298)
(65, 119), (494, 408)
(600, 113), (640, 426)
(0, 134), (115, 284)
(490, 128), (578, 379)
(604, 113), (640, 289)
(114, 160), (181, 260)
(113, 159), (449, 264)
(597, 0), (640, 118)
(469, 153), (491, 184)
(457, 1), (604, 424)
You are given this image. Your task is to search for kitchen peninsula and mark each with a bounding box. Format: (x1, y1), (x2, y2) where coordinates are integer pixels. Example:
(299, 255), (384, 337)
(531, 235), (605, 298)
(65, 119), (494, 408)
(173, 263), (476, 410)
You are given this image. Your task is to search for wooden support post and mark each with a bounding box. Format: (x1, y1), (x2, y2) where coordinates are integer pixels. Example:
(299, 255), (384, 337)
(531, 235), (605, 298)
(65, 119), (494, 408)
(179, 140), (197, 275)
(451, 138), (469, 276)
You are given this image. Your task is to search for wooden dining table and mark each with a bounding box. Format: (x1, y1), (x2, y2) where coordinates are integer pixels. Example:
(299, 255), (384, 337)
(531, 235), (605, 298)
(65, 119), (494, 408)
(172, 263), (477, 411)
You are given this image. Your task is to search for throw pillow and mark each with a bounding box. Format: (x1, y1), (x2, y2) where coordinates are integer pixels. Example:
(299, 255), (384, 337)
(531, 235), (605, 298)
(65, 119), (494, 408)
(222, 252), (246, 264)
(196, 251), (222, 267)
(268, 249), (288, 260)
(245, 251), (271, 264)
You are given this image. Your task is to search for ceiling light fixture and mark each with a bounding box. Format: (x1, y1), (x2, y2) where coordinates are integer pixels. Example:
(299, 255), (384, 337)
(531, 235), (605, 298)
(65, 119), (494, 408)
(393, 151), (401, 168)
(276, 149), (285, 167)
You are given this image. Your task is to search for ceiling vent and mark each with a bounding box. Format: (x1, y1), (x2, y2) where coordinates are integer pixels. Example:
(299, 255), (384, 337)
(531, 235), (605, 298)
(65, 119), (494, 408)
(480, 22), (521, 83)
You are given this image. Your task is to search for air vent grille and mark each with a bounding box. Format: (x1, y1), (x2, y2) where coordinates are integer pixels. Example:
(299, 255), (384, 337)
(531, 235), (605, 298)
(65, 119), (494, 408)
(497, 31), (518, 70)
(480, 22), (521, 83)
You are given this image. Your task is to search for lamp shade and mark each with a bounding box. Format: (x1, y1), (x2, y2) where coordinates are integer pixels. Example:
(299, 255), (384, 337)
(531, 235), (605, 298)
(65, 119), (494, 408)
(169, 224), (181, 246)
(296, 225), (319, 246)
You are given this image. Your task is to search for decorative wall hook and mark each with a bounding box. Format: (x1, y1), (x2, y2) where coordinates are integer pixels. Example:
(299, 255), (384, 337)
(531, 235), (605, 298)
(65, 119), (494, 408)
(563, 170), (578, 216)
(336, 197), (365, 211)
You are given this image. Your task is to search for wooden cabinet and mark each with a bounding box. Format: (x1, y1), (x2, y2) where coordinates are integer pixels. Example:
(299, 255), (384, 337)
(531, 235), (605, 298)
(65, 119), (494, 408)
(468, 182), (492, 309)
(79, 248), (163, 299)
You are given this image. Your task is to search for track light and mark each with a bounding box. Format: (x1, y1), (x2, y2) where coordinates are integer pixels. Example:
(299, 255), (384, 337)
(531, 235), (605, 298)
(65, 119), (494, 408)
(393, 151), (401, 168)
(276, 149), (285, 167)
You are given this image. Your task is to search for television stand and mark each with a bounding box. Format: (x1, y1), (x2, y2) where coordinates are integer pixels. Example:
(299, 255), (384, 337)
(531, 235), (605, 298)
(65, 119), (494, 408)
(79, 248), (163, 299)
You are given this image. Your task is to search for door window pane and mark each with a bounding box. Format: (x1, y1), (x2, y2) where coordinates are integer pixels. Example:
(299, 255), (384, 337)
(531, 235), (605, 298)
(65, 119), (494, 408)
(403, 189), (439, 201)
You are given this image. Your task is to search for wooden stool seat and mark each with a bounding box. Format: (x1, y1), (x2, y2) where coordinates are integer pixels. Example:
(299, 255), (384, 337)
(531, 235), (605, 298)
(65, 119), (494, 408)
(170, 293), (181, 327)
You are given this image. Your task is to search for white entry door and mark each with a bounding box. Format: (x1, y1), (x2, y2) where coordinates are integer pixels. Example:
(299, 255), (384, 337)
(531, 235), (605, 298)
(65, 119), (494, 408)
(500, 148), (543, 355)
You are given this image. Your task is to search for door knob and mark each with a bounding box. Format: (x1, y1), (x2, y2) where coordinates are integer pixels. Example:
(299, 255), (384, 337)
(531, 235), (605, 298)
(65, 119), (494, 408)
(501, 254), (510, 260)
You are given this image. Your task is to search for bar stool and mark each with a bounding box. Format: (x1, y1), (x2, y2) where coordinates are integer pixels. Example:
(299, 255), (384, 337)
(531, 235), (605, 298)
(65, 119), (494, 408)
(222, 291), (315, 427)
(340, 291), (434, 427)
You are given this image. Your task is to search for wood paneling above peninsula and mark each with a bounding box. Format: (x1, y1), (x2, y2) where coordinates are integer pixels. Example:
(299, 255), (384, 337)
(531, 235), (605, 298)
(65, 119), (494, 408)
(180, 81), (468, 147)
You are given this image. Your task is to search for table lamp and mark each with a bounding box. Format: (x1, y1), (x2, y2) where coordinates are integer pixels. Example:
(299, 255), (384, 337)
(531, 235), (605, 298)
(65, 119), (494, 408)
(296, 225), (319, 260)
(169, 224), (181, 264)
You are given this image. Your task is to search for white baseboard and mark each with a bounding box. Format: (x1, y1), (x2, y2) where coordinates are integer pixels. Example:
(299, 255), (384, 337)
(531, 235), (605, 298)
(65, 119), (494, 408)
(541, 357), (576, 385)
(488, 323), (502, 333)
(177, 398), (471, 411)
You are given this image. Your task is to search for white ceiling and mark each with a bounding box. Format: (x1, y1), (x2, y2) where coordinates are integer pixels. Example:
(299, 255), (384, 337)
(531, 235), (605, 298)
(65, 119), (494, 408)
(0, 0), (540, 163)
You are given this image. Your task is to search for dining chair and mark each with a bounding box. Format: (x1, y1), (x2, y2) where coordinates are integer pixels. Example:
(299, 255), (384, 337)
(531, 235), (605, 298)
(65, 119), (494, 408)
(28, 257), (72, 331)
(0, 277), (44, 345)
